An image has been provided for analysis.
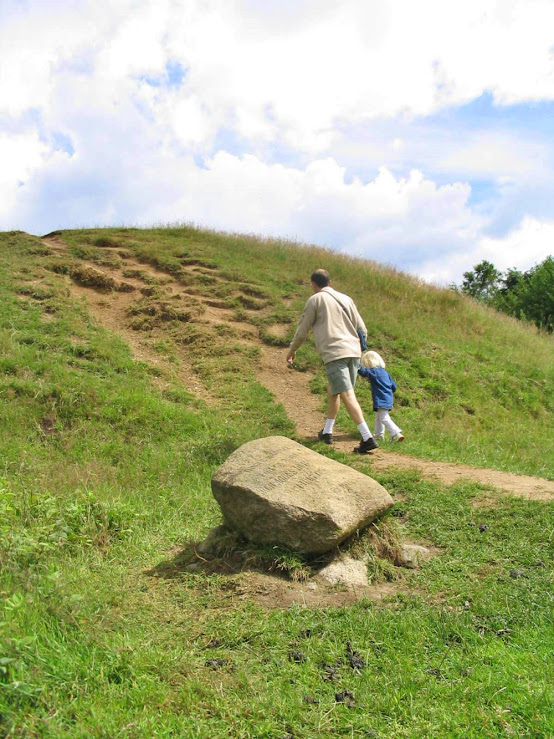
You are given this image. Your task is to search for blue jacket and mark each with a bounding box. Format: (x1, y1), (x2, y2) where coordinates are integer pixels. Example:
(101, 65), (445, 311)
(358, 366), (397, 411)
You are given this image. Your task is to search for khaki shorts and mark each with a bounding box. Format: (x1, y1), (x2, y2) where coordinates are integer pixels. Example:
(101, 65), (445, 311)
(325, 357), (359, 396)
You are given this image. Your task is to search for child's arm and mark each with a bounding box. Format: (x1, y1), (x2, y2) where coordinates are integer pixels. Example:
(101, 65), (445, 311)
(389, 374), (397, 393)
(357, 366), (372, 379)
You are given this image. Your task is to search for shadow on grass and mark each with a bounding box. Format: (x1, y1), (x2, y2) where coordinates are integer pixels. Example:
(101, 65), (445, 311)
(143, 542), (406, 610)
(144, 539), (331, 582)
(145, 542), (259, 580)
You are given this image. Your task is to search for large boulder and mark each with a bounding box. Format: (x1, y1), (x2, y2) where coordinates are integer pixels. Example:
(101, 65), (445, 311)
(211, 436), (393, 555)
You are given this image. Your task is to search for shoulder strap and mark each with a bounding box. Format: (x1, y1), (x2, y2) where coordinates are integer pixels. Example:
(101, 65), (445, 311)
(323, 290), (367, 350)
(323, 290), (355, 328)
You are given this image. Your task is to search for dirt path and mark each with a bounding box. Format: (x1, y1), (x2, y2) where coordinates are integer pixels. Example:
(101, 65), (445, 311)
(263, 352), (554, 501)
(42, 235), (554, 502)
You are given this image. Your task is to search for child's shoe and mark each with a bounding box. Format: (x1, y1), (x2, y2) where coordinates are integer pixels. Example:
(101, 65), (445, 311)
(391, 433), (405, 442)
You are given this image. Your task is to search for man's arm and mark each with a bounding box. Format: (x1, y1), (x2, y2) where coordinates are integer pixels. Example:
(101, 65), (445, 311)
(286, 298), (316, 363)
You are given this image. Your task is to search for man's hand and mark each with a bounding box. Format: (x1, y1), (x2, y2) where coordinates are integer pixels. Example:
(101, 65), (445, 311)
(286, 350), (295, 365)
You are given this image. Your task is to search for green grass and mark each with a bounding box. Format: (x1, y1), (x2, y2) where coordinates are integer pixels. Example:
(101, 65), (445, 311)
(1, 229), (553, 737)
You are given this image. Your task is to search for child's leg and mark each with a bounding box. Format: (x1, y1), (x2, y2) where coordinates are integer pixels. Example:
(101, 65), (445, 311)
(374, 409), (386, 439)
(380, 411), (402, 438)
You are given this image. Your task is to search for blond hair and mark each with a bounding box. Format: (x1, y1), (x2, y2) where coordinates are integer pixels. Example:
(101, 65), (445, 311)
(360, 350), (386, 369)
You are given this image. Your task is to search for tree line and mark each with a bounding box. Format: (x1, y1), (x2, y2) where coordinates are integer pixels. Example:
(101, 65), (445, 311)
(453, 255), (553, 333)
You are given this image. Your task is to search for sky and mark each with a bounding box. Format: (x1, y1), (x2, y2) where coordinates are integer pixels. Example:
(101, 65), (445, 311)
(1, 0), (554, 285)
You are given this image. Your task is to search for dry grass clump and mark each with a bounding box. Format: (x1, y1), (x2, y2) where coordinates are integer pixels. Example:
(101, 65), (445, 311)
(70, 265), (118, 291)
(121, 268), (160, 285)
(92, 236), (119, 248)
(190, 526), (313, 581)
(236, 283), (270, 299)
(235, 294), (266, 310)
(116, 281), (136, 293)
(71, 246), (122, 269)
(179, 256), (218, 269)
(70, 265), (135, 293)
(127, 295), (205, 330)
(177, 269), (219, 286)
(205, 298), (233, 310)
(17, 285), (57, 301)
(344, 519), (405, 583)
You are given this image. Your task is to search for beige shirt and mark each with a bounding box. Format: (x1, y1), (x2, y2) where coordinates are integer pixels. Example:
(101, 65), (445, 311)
(289, 286), (367, 364)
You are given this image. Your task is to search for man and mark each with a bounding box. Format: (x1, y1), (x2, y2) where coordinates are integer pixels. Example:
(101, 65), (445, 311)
(286, 269), (378, 454)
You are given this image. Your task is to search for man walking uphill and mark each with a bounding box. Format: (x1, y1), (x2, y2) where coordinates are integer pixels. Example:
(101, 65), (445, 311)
(286, 269), (378, 454)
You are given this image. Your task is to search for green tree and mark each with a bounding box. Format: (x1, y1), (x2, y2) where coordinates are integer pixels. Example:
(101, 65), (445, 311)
(515, 256), (554, 333)
(495, 267), (526, 318)
(460, 256), (554, 332)
(461, 260), (502, 302)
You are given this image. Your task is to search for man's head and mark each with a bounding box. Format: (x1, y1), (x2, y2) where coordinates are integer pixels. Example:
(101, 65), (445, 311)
(311, 269), (330, 291)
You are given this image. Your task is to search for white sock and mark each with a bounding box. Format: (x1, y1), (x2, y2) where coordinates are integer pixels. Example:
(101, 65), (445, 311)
(357, 422), (372, 441)
(323, 418), (335, 435)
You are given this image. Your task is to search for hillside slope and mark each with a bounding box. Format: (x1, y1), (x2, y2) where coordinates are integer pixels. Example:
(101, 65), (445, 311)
(4, 226), (553, 480)
(29, 229), (552, 497)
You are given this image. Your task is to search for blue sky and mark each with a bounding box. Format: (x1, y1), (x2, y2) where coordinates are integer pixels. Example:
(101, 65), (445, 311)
(1, 0), (554, 284)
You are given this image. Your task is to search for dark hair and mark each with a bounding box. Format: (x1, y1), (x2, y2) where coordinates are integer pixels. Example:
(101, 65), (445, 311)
(311, 269), (330, 288)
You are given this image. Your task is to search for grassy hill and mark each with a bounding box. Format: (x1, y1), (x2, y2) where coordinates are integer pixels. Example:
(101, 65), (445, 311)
(1, 227), (553, 737)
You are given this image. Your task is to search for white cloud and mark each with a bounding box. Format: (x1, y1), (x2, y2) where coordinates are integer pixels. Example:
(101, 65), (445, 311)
(98, 3), (168, 79)
(4, 143), (483, 266)
(167, 0), (554, 144)
(1, 0), (554, 282)
(3, 0), (554, 144)
(438, 133), (549, 181)
(161, 156), (484, 266)
(0, 131), (52, 219)
(478, 217), (554, 271)
(418, 216), (554, 285)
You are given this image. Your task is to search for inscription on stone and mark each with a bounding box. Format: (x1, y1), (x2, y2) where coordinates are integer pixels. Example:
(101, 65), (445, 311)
(211, 436), (394, 554)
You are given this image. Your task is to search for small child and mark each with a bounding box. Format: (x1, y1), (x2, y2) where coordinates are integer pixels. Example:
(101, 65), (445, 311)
(358, 351), (404, 442)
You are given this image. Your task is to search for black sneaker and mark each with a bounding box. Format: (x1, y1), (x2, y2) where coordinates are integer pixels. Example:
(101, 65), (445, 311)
(353, 437), (379, 454)
(318, 430), (333, 444)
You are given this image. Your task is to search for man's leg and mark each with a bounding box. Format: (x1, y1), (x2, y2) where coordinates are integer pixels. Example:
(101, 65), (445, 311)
(340, 389), (375, 439)
(327, 385), (341, 419)
(323, 359), (376, 451)
(318, 385), (339, 442)
(339, 389), (364, 425)
(341, 388), (378, 453)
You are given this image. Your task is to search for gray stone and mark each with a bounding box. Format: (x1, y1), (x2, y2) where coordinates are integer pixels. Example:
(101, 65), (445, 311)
(211, 436), (393, 555)
(397, 543), (433, 569)
(318, 555), (369, 587)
